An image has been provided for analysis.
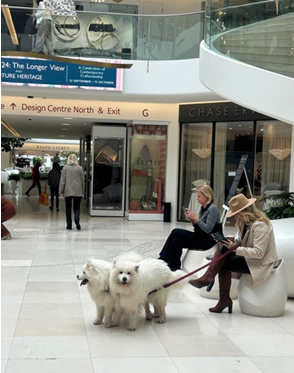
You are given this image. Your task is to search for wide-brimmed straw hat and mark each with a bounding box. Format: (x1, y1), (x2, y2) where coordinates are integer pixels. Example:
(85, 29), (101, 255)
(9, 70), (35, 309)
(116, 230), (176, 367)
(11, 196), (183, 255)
(227, 194), (256, 217)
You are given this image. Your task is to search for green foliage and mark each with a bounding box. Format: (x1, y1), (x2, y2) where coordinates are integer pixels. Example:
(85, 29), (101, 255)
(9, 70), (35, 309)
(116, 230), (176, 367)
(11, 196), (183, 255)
(263, 192), (294, 219)
(1, 137), (30, 152)
(7, 173), (22, 182)
(51, 153), (61, 163)
(33, 156), (42, 166)
(59, 151), (80, 161)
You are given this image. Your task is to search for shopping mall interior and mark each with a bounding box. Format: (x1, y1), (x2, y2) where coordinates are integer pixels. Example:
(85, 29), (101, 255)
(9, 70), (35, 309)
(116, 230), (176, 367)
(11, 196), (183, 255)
(1, 1), (294, 372)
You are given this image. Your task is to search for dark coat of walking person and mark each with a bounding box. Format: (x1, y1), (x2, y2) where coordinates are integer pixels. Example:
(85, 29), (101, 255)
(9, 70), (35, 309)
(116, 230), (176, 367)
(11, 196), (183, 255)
(25, 161), (42, 196)
(1, 196), (17, 240)
(189, 194), (279, 314)
(158, 184), (222, 271)
(48, 161), (61, 211)
(31, 0), (55, 55)
(59, 154), (84, 230)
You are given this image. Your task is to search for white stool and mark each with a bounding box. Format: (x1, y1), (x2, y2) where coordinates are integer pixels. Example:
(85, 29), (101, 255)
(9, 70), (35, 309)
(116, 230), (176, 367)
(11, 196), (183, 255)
(182, 245), (217, 273)
(237, 259), (288, 317)
(198, 256), (238, 300)
(271, 218), (294, 298)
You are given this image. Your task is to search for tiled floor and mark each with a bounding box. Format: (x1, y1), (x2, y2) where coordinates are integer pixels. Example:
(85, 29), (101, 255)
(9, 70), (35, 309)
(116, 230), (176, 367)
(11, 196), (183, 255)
(2, 195), (294, 373)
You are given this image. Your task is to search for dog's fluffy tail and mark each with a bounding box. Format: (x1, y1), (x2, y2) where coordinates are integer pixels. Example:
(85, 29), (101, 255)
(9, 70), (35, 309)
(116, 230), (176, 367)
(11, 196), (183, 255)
(165, 269), (188, 290)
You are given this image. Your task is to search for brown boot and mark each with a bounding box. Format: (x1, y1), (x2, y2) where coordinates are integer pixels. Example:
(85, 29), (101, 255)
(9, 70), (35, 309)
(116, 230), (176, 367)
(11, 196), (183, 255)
(189, 248), (228, 292)
(209, 269), (232, 313)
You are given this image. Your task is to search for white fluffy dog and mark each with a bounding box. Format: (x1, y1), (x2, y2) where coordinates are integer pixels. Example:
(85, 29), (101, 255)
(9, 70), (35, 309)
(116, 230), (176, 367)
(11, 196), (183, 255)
(77, 257), (121, 328)
(110, 257), (187, 331)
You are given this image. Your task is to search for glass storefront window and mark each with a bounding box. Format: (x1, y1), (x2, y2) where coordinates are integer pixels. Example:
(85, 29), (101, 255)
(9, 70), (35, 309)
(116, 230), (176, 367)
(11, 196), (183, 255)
(92, 137), (124, 211)
(129, 125), (167, 213)
(215, 121), (254, 210)
(179, 123), (212, 219)
(256, 120), (292, 208)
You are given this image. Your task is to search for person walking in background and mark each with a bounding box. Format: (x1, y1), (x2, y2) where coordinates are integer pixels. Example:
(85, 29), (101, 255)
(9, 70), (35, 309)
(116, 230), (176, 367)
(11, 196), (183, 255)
(158, 185), (222, 271)
(25, 161), (42, 196)
(31, 0), (55, 55)
(59, 154), (84, 230)
(48, 161), (61, 211)
(1, 196), (17, 240)
(189, 194), (279, 314)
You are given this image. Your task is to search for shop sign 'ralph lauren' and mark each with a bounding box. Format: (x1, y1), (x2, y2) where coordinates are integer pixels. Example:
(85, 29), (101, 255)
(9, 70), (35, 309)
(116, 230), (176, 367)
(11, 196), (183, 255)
(179, 102), (270, 122)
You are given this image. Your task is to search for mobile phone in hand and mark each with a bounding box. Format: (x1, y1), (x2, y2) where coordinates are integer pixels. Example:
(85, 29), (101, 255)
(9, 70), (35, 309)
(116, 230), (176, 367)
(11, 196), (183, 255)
(182, 207), (188, 214)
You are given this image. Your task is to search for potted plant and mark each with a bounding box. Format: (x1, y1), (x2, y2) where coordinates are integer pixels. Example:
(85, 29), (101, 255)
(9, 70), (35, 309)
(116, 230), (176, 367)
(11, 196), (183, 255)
(263, 192), (294, 219)
(7, 173), (22, 195)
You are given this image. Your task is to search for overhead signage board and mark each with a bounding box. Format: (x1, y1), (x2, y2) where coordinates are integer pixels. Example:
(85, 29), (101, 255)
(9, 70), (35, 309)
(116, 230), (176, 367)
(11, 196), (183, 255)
(1, 56), (123, 91)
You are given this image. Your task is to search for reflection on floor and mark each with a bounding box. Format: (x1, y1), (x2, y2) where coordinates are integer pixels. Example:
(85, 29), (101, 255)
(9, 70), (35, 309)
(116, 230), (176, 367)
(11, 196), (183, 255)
(2, 195), (294, 373)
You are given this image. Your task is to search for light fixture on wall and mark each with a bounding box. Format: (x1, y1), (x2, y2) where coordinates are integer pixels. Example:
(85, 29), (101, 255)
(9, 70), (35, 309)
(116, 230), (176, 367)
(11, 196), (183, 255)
(1, 4), (19, 45)
(268, 149), (291, 160)
(192, 149), (211, 158)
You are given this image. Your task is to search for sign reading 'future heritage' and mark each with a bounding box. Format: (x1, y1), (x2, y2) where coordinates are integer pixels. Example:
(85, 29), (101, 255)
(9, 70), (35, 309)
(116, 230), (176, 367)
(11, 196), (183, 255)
(1, 56), (122, 90)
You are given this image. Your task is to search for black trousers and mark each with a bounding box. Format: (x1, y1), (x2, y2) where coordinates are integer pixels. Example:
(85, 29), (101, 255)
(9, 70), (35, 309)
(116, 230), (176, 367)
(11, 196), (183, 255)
(159, 228), (216, 271)
(222, 251), (250, 274)
(26, 180), (41, 195)
(64, 196), (82, 229)
(50, 186), (59, 209)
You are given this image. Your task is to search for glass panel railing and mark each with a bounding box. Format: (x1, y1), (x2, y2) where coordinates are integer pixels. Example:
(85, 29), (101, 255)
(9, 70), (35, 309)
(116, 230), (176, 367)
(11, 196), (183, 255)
(1, 5), (204, 61)
(205, 0), (294, 78)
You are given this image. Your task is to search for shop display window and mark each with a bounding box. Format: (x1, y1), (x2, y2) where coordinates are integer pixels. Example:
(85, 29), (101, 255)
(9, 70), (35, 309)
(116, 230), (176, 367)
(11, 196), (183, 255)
(178, 123), (212, 219)
(129, 125), (167, 214)
(92, 137), (124, 211)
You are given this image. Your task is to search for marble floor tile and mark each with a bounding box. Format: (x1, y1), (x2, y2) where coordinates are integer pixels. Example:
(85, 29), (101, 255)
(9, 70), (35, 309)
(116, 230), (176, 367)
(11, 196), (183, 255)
(5, 359), (94, 373)
(172, 357), (263, 373)
(15, 318), (86, 336)
(1, 195), (294, 372)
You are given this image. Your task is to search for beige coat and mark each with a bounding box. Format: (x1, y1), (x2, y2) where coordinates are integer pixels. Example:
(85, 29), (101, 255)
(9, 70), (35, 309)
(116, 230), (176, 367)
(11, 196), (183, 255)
(235, 221), (279, 288)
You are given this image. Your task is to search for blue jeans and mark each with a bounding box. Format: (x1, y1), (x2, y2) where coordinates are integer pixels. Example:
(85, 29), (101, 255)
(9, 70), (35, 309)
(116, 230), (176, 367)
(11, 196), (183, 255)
(64, 196), (82, 229)
(159, 228), (215, 271)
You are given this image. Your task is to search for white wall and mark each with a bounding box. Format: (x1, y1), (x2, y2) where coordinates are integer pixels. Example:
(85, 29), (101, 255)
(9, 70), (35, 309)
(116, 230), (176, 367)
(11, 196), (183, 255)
(199, 41), (294, 193)
(199, 42), (294, 126)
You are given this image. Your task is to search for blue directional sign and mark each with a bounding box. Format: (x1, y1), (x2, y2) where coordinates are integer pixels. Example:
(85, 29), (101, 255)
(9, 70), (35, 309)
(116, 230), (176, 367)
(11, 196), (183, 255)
(1, 56), (120, 89)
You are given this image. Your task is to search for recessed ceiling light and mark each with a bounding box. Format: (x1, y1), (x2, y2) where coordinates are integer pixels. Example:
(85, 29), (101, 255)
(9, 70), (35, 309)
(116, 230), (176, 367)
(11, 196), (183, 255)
(59, 135), (66, 137)
(63, 117), (73, 120)
(61, 128), (69, 131)
(62, 123), (71, 126)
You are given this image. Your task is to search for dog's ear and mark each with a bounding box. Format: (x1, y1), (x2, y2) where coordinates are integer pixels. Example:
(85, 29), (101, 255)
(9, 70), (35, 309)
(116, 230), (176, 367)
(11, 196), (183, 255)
(112, 259), (117, 268)
(135, 264), (140, 272)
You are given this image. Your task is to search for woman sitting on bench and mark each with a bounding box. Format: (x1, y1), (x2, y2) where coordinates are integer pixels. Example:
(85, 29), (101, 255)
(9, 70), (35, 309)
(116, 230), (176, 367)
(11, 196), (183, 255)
(158, 185), (222, 271)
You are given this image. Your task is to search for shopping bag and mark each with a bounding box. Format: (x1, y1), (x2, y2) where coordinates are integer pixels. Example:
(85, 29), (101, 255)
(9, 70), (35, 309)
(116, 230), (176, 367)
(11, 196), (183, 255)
(38, 188), (49, 206)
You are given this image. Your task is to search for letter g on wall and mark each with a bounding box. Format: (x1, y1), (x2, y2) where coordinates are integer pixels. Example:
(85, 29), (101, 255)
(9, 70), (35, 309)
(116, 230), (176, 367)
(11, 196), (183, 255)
(142, 109), (149, 117)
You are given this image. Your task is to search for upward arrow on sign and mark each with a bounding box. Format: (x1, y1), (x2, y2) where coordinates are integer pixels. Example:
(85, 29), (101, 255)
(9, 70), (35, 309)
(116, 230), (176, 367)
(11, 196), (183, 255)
(10, 103), (16, 109)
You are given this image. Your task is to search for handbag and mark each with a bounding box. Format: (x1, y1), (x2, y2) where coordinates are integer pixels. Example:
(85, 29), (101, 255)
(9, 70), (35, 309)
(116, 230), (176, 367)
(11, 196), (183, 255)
(38, 185), (49, 206)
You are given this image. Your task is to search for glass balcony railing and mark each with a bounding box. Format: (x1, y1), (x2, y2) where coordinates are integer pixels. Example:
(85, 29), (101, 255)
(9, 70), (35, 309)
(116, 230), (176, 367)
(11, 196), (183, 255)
(1, 5), (204, 61)
(205, 0), (294, 78)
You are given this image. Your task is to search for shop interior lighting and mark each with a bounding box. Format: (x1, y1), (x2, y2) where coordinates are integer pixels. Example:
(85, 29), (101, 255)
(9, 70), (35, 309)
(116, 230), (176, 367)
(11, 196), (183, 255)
(2, 4), (19, 45)
(1, 118), (20, 137)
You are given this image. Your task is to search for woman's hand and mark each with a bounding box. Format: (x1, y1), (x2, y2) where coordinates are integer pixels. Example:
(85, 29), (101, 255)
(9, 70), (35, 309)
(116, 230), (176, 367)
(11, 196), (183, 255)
(185, 209), (199, 225)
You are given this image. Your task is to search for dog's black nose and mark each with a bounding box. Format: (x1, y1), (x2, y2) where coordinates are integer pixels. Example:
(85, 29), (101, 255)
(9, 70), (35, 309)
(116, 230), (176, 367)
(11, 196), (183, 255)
(76, 275), (79, 279)
(122, 277), (127, 282)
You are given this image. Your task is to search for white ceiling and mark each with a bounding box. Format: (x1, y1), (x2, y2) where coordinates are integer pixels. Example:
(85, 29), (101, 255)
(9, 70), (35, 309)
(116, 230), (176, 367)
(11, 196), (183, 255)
(2, 82), (213, 141)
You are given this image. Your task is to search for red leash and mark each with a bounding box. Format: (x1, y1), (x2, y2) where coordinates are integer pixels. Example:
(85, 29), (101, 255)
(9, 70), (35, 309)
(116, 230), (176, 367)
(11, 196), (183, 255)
(163, 244), (239, 288)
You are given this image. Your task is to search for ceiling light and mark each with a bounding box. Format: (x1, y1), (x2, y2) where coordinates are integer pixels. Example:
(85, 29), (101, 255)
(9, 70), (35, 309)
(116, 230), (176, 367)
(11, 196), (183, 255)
(59, 135), (66, 137)
(61, 128), (69, 131)
(63, 117), (73, 120)
(62, 123), (71, 126)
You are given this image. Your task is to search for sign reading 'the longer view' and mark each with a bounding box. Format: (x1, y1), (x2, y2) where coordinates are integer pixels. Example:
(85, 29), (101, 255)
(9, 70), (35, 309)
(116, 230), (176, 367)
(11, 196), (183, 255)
(1, 57), (122, 90)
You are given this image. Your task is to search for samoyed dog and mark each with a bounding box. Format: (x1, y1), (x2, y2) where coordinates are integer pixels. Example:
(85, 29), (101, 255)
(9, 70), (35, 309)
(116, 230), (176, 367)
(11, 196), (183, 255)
(77, 257), (121, 328)
(110, 257), (187, 331)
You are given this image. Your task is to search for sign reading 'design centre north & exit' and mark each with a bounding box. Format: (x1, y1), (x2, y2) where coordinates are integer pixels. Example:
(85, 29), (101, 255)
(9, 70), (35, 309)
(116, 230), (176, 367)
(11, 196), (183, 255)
(1, 56), (122, 90)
